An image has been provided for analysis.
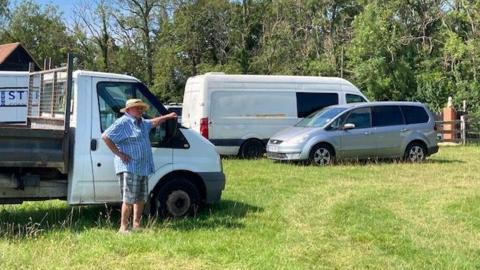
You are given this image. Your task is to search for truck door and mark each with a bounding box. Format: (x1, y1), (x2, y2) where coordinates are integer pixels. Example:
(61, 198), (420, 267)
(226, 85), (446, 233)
(90, 79), (172, 202)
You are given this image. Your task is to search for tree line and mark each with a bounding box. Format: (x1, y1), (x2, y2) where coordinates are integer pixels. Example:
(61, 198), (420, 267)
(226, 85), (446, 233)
(0, 0), (479, 115)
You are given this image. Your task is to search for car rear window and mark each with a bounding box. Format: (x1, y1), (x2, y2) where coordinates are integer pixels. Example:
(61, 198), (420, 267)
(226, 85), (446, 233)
(372, 105), (404, 127)
(400, 105), (429, 124)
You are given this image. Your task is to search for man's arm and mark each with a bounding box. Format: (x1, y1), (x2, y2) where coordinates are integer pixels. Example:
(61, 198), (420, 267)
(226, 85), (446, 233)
(101, 133), (130, 163)
(151, 112), (177, 128)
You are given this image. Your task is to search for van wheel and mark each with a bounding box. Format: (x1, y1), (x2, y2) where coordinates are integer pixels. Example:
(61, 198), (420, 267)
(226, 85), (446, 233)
(151, 178), (200, 218)
(404, 142), (426, 163)
(309, 143), (335, 166)
(239, 139), (265, 159)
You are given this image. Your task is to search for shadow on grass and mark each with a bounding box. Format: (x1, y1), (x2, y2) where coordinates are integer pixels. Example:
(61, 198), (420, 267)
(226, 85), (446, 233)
(424, 158), (464, 164)
(0, 199), (262, 239)
(274, 157), (464, 167)
(164, 199), (263, 231)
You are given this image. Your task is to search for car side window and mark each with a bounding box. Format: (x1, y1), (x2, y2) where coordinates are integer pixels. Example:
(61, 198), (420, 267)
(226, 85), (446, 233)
(372, 106), (404, 127)
(346, 94), (367, 103)
(345, 107), (371, 129)
(400, 105), (429, 124)
(328, 112), (348, 130)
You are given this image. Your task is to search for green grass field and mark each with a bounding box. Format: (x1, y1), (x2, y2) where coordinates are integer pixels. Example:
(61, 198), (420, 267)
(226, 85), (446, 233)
(1, 146), (480, 269)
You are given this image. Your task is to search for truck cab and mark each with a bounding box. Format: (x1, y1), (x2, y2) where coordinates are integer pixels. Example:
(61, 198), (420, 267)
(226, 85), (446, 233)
(0, 61), (225, 218)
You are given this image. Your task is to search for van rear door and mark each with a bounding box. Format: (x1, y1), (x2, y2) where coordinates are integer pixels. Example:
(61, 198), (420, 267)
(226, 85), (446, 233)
(182, 80), (202, 131)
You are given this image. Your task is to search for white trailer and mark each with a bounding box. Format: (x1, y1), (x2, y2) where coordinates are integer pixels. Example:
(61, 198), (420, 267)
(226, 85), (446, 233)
(0, 71), (36, 124)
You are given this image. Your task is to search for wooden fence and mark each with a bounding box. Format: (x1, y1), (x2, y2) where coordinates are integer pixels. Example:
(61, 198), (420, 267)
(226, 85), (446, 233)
(436, 115), (480, 144)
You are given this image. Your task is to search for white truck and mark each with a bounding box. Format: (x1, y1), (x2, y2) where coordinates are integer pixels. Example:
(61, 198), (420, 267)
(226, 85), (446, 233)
(0, 56), (225, 217)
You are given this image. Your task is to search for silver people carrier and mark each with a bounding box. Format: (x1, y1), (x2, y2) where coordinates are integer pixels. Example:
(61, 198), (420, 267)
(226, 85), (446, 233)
(267, 102), (439, 165)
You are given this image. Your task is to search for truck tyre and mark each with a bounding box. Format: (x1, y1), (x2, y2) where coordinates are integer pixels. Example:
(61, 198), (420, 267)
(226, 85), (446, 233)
(309, 143), (335, 166)
(404, 142), (426, 163)
(239, 139), (265, 159)
(151, 178), (200, 218)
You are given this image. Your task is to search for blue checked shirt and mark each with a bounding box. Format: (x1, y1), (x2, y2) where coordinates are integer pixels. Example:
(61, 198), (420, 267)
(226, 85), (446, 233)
(103, 113), (155, 176)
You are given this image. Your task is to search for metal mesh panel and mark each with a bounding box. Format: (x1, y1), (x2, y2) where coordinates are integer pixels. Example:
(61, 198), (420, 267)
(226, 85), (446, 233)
(28, 70), (69, 119)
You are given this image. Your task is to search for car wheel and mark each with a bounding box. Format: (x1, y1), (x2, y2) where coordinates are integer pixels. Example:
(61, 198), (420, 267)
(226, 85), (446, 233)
(309, 144), (335, 166)
(239, 139), (265, 159)
(151, 178), (200, 218)
(404, 142), (426, 163)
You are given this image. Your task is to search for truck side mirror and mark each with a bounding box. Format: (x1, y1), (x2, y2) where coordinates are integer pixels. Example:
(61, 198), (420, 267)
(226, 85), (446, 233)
(165, 118), (178, 139)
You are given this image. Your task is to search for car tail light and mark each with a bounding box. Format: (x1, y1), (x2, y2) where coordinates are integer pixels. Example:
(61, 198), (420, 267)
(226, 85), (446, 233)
(200, 117), (209, 139)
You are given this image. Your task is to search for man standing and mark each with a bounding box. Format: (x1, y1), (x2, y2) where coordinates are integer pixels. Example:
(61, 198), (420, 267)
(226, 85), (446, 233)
(102, 98), (177, 233)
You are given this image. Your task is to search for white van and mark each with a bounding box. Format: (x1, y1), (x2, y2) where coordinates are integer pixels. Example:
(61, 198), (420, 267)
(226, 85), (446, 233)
(182, 73), (368, 158)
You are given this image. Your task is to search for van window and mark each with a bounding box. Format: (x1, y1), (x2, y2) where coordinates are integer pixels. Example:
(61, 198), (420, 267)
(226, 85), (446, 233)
(296, 92), (339, 118)
(372, 106), (404, 127)
(210, 91), (296, 119)
(345, 107), (371, 129)
(400, 105), (429, 124)
(346, 94), (367, 103)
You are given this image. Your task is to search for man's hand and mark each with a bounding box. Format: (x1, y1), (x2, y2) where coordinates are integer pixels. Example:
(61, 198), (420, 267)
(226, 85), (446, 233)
(152, 112), (178, 127)
(102, 134), (130, 164)
(117, 152), (130, 163)
(166, 112), (177, 119)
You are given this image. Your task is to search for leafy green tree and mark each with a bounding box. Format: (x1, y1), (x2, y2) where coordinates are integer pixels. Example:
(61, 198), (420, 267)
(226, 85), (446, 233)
(114, 0), (163, 85)
(347, 1), (416, 101)
(4, 0), (74, 67)
(0, 0), (9, 42)
(74, 0), (116, 72)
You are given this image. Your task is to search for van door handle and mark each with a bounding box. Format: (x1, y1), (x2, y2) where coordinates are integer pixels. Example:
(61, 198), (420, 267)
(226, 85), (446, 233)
(400, 128), (409, 132)
(364, 131), (371, 135)
(90, 139), (97, 151)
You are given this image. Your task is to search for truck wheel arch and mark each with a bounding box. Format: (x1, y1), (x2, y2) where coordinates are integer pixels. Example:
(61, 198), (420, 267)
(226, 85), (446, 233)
(149, 170), (206, 217)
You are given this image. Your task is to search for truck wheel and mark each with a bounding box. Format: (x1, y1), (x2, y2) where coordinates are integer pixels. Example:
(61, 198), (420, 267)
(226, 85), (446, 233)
(404, 142), (426, 163)
(239, 139), (265, 159)
(151, 178), (200, 218)
(309, 143), (335, 166)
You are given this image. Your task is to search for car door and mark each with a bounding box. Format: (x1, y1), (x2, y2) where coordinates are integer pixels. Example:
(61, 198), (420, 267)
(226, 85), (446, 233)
(339, 107), (377, 159)
(90, 79), (172, 202)
(371, 105), (405, 157)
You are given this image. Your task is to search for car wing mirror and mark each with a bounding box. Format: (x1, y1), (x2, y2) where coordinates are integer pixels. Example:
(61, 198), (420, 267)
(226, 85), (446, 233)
(343, 123), (355, 130)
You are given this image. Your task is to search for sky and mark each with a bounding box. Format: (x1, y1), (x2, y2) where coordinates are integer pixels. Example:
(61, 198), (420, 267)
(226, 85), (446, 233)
(34, 0), (78, 25)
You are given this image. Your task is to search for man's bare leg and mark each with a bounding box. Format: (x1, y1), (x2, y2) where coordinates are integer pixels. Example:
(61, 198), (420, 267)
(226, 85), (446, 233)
(119, 202), (132, 232)
(133, 201), (145, 229)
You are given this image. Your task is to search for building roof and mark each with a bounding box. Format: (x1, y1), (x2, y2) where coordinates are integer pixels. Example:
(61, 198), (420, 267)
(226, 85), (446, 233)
(0, 42), (21, 64)
(0, 42), (40, 69)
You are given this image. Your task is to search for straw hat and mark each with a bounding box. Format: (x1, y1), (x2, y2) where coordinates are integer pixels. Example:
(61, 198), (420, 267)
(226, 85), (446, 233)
(120, 98), (150, 113)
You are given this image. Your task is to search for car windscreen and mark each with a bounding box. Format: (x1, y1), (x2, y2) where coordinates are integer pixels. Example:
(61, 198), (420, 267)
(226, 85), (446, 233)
(295, 107), (347, 128)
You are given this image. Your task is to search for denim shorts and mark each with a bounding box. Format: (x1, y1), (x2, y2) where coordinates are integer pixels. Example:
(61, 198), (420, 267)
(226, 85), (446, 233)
(117, 172), (148, 204)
